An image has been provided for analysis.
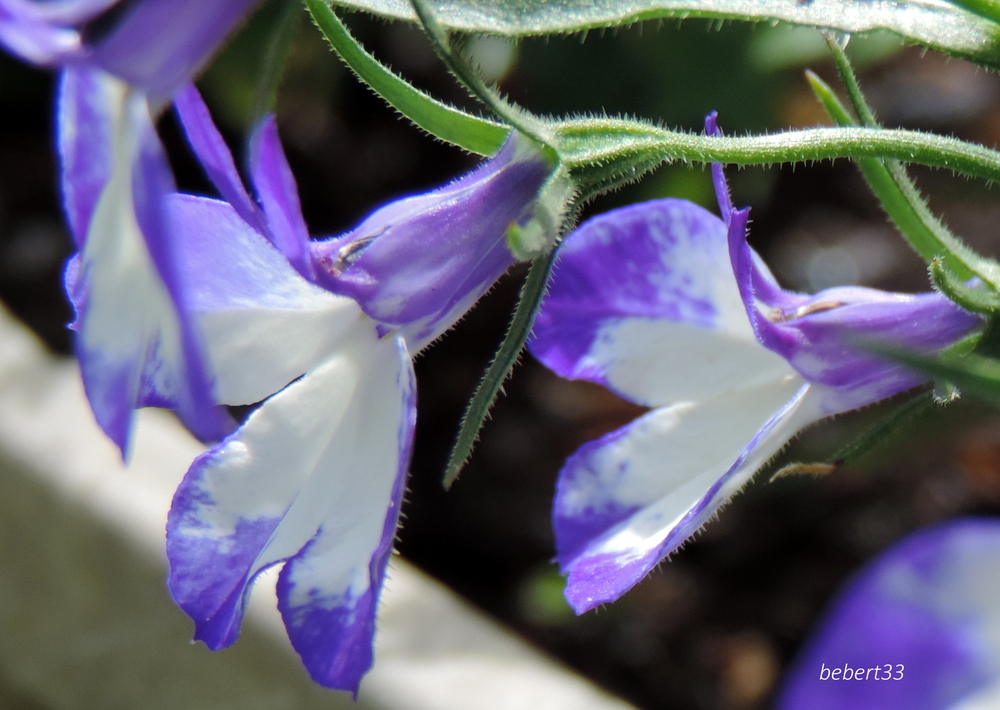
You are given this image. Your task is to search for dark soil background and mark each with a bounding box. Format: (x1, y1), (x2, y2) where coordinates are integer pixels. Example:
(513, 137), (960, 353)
(3, 3), (1000, 708)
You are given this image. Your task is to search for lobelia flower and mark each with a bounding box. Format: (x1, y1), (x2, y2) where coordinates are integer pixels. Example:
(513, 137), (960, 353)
(151, 88), (552, 691)
(0, 0), (263, 453)
(778, 518), (1000, 710)
(528, 114), (982, 614)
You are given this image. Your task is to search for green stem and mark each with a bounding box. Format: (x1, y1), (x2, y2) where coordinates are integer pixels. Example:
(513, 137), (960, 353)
(812, 36), (999, 286)
(931, 258), (1000, 314)
(823, 33), (879, 128)
(407, 0), (556, 156)
(443, 252), (556, 488)
(556, 120), (1000, 185)
(305, 0), (509, 155)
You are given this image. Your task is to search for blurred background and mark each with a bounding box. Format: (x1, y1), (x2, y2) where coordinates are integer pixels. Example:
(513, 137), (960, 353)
(3, 2), (1000, 707)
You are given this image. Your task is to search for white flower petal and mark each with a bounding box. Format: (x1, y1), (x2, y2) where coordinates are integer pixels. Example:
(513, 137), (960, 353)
(587, 316), (794, 406)
(556, 374), (832, 612)
(531, 198), (788, 407)
(167, 194), (361, 406)
(167, 317), (415, 688)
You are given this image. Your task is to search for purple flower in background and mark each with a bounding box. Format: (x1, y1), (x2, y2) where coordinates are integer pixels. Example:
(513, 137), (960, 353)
(156, 88), (551, 692)
(778, 518), (1000, 709)
(0, 0), (263, 454)
(0, 0), (260, 102)
(528, 114), (981, 614)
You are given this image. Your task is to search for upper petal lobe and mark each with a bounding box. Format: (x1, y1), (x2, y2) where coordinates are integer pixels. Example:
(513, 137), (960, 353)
(531, 198), (790, 407)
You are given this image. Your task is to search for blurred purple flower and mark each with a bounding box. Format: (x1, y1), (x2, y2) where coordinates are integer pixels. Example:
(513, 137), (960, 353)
(1, 0), (262, 454)
(155, 88), (551, 692)
(778, 518), (1000, 710)
(528, 114), (981, 614)
(0, 0), (259, 101)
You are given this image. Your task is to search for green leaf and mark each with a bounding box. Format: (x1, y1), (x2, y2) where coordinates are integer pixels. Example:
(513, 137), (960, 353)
(972, 315), (1000, 357)
(443, 251), (555, 488)
(327, 0), (1000, 70)
(871, 346), (1000, 409)
(951, 0), (1000, 25)
(306, 0), (509, 154)
(805, 68), (859, 126)
(771, 390), (935, 481)
(807, 37), (1000, 289)
(819, 34), (877, 126)
(198, 0), (308, 131)
(824, 390), (936, 466)
(248, 0), (302, 129)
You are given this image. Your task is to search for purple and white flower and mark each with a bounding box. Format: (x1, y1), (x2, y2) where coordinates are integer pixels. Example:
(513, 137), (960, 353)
(528, 115), (981, 614)
(157, 89), (551, 692)
(0, 0), (263, 453)
(778, 518), (1000, 710)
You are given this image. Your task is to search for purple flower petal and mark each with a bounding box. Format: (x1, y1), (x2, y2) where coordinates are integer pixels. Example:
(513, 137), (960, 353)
(156, 112), (552, 687)
(173, 83), (267, 236)
(312, 133), (551, 348)
(705, 112), (735, 218)
(706, 114), (981, 399)
(248, 116), (315, 282)
(530, 198), (792, 407)
(707, 113), (777, 314)
(6, 0), (117, 24)
(165, 193), (360, 406)
(0, 0), (99, 64)
(65, 73), (230, 453)
(85, 0), (262, 101)
(167, 324), (416, 693)
(58, 66), (113, 246)
(127, 84), (232, 444)
(777, 519), (1000, 710)
(0, 0), (259, 96)
(556, 376), (845, 613)
(776, 289), (980, 403)
(725, 204), (981, 399)
(277, 336), (416, 692)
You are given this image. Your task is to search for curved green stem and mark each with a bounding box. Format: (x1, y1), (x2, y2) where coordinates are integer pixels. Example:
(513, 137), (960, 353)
(306, 0), (509, 155)
(408, 0), (556, 156)
(809, 36), (1000, 288)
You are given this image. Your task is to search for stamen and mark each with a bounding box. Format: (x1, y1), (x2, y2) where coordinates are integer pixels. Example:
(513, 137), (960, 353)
(770, 461), (840, 482)
(768, 300), (847, 323)
(317, 235), (377, 277)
